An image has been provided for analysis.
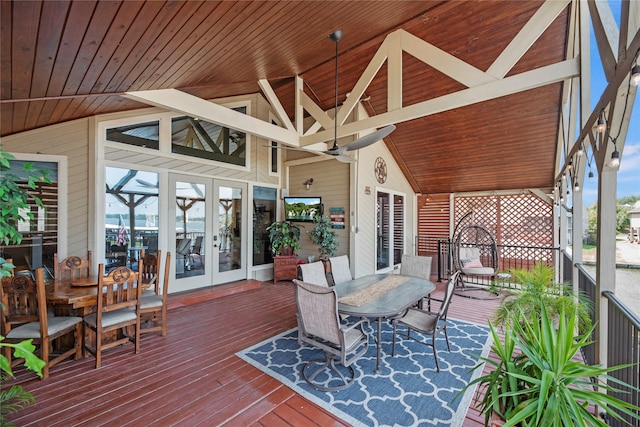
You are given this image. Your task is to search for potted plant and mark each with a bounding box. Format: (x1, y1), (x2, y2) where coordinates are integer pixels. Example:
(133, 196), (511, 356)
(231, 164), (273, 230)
(492, 263), (592, 332)
(464, 302), (640, 427)
(266, 220), (301, 256)
(308, 215), (338, 258)
(0, 146), (47, 424)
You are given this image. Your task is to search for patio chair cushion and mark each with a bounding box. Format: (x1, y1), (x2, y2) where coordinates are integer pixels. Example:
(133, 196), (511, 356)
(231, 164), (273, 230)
(462, 258), (483, 268)
(6, 316), (83, 339)
(139, 294), (164, 309)
(84, 309), (137, 329)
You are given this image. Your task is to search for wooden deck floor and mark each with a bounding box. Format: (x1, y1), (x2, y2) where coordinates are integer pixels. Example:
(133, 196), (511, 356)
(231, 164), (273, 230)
(6, 278), (499, 426)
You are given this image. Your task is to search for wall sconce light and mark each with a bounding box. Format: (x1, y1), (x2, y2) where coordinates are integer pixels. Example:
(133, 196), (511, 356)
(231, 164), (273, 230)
(631, 65), (640, 87)
(304, 178), (314, 191)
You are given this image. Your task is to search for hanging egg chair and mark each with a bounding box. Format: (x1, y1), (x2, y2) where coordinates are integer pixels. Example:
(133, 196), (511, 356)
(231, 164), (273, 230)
(451, 211), (500, 299)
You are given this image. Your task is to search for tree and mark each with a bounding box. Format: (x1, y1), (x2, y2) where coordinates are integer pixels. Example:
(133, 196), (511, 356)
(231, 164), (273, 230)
(585, 195), (640, 244)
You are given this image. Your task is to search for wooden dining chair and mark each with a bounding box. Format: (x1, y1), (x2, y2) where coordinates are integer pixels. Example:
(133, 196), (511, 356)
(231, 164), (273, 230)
(0, 268), (83, 379)
(83, 264), (141, 368)
(139, 252), (171, 336)
(54, 251), (92, 281)
(140, 250), (162, 288)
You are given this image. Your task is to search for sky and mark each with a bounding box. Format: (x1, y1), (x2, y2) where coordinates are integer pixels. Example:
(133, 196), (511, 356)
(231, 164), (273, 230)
(580, 1), (640, 208)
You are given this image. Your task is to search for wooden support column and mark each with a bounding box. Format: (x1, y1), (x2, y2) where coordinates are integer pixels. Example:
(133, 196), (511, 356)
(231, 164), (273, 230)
(595, 169), (617, 368)
(571, 183), (583, 293)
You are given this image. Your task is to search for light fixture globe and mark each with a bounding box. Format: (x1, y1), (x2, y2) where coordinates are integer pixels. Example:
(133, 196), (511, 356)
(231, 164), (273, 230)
(610, 149), (620, 167)
(631, 65), (640, 87)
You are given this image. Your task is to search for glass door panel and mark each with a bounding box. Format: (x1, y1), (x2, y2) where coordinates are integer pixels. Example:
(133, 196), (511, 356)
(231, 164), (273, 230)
(169, 174), (212, 292)
(213, 180), (246, 284)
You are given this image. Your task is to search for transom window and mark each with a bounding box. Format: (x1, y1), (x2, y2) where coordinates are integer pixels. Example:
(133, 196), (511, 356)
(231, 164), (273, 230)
(171, 107), (247, 166)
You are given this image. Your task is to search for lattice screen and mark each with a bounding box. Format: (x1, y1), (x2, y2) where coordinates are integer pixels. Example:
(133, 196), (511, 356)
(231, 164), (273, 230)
(454, 193), (554, 267)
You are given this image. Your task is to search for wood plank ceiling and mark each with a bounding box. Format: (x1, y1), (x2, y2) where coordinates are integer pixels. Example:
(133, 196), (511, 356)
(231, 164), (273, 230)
(0, 0), (568, 195)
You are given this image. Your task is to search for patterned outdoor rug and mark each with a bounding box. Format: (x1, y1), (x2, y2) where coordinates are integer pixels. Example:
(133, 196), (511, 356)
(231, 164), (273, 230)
(236, 318), (492, 427)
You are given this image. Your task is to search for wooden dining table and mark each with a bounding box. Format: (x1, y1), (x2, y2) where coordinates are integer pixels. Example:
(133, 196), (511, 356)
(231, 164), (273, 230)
(46, 274), (154, 316)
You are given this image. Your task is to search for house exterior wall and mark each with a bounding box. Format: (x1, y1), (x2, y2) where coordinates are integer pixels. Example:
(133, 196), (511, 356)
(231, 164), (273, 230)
(355, 135), (415, 278)
(0, 94), (417, 284)
(0, 118), (91, 259)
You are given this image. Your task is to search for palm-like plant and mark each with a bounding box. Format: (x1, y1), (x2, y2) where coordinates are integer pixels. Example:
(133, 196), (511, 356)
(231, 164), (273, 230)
(493, 263), (592, 332)
(465, 303), (640, 427)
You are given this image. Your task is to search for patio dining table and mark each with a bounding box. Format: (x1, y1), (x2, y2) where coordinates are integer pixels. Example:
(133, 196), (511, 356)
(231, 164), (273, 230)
(335, 273), (435, 373)
(46, 274), (154, 316)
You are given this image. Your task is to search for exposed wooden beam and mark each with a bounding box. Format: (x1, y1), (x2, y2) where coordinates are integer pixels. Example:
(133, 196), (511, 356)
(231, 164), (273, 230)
(301, 59), (579, 146)
(487, 0), (570, 78)
(258, 79), (296, 133)
(124, 89), (300, 147)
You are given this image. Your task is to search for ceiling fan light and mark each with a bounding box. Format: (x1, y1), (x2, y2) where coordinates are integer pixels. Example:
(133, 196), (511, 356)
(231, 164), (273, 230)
(631, 65), (640, 87)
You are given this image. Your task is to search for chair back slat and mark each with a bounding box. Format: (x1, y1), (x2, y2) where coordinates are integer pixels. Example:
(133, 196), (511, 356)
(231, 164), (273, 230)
(140, 250), (162, 294)
(96, 264), (141, 314)
(54, 251), (92, 281)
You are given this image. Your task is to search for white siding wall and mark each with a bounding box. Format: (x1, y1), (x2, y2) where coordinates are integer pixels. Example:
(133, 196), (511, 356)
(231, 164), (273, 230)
(354, 132), (415, 277)
(288, 159), (350, 261)
(1, 119), (90, 258)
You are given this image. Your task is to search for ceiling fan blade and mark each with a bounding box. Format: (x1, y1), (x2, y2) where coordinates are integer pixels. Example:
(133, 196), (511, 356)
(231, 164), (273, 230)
(342, 124), (396, 151)
(336, 154), (357, 163)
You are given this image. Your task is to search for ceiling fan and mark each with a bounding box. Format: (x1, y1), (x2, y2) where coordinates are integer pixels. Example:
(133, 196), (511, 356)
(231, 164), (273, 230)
(268, 30), (395, 163)
(321, 30), (395, 163)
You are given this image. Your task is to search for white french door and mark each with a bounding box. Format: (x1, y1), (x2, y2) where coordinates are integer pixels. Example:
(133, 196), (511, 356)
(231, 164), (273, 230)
(169, 174), (247, 292)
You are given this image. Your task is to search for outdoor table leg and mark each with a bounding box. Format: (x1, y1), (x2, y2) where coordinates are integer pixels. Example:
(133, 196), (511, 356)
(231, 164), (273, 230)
(376, 316), (382, 373)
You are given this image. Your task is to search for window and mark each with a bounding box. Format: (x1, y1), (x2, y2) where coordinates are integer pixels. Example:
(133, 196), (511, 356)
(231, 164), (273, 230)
(253, 186), (277, 266)
(270, 141), (278, 174)
(376, 190), (405, 271)
(269, 118), (279, 174)
(0, 159), (59, 273)
(171, 107), (247, 166)
(106, 120), (160, 149)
